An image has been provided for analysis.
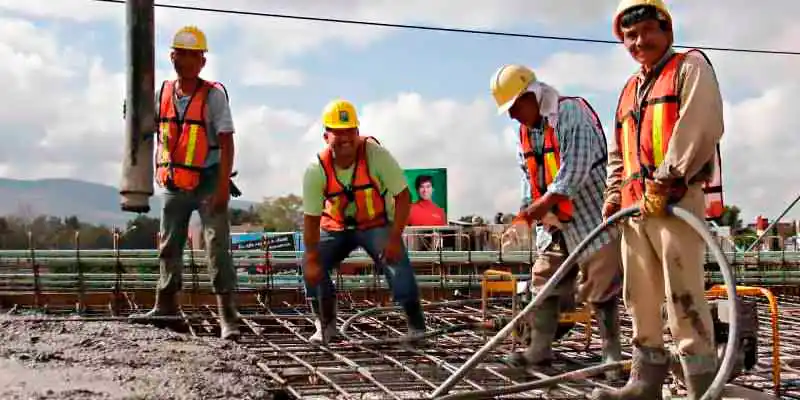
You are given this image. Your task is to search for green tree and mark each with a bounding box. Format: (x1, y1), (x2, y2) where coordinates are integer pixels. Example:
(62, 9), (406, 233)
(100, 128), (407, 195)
(120, 215), (161, 249)
(257, 194), (303, 232)
(714, 205), (743, 230)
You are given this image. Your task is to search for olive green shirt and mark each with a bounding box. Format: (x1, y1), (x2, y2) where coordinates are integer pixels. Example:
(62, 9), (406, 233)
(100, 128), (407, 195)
(303, 140), (408, 221)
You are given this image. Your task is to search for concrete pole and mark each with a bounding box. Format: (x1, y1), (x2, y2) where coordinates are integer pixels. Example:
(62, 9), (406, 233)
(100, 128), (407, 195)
(120, 0), (155, 214)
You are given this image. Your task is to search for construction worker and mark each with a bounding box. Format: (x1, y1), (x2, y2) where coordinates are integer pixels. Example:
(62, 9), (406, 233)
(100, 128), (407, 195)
(301, 99), (426, 345)
(130, 26), (240, 341)
(592, 1), (725, 399)
(490, 65), (623, 377)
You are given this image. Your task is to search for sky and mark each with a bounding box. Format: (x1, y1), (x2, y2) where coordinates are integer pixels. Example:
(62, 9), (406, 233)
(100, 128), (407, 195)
(0, 0), (798, 224)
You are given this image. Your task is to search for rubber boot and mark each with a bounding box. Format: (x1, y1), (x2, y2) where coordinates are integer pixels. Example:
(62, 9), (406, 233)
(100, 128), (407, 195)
(595, 298), (622, 380)
(680, 353), (719, 400)
(129, 290), (184, 331)
(217, 293), (241, 341)
(590, 346), (670, 400)
(402, 300), (427, 342)
(685, 372), (717, 400)
(309, 297), (338, 345)
(506, 296), (560, 367)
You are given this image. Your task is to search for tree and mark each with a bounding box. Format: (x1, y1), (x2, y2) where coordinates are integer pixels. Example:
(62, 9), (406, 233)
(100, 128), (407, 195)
(230, 205), (260, 226)
(715, 205), (743, 230)
(257, 194), (303, 232)
(120, 215), (161, 249)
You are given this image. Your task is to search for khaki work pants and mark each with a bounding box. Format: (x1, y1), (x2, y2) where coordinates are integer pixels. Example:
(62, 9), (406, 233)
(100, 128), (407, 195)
(531, 231), (623, 308)
(621, 184), (716, 374)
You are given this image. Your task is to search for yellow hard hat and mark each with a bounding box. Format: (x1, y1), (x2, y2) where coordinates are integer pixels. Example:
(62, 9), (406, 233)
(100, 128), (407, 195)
(490, 64), (536, 115)
(322, 99), (359, 129)
(172, 25), (208, 52)
(612, 0), (672, 40)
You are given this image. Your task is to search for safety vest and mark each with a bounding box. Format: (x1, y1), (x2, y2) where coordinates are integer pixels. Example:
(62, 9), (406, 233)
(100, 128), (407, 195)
(519, 97), (606, 223)
(615, 49), (724, 220)
(319, 137), (388, 231)
(155, 79), (221, 191)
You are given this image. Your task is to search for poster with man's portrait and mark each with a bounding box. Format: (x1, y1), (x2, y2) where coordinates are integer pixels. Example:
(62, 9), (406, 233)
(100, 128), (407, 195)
(404, 168), (448, 227)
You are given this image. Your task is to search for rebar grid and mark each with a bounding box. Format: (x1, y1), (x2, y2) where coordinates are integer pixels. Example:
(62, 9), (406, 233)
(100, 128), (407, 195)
(3, 292), (796, 399)
(1, 243), (799, 398)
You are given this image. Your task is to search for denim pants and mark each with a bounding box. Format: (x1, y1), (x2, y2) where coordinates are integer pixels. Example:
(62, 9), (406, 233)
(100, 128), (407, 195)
(303, 225), (421, 305)
(157, 189), (236, 295)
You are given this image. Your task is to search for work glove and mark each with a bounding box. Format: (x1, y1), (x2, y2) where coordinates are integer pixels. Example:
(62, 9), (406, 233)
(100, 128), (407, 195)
(640, 179), (669, 218)
(229, 170), (242, 198)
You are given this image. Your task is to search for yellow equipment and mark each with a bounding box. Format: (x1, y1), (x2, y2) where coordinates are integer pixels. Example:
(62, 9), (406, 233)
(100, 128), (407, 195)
(322, 99), (360, 129)
(489, 64), (536, 115)
(172, 25), (208, 52)
(612, 0), (672, 40)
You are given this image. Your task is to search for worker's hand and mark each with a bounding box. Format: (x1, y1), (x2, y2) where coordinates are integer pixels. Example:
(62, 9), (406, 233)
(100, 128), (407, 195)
(303, 251), (323, 288)
(602, 201), (621, 222)
(383, 230), (404, 264)
(640, 179), (669, 218)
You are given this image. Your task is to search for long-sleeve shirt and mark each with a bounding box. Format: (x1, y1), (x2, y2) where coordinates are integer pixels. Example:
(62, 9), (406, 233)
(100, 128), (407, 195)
(605, 48), (725, 203)
(517, 98), (613, 263)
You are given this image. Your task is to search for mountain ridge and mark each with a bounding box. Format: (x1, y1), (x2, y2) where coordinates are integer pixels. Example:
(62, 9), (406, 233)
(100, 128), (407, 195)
(0, 177), (257, 226)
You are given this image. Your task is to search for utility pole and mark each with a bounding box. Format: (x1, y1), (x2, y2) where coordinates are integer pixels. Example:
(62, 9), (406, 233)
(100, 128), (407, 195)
(120, 0), (155, 214)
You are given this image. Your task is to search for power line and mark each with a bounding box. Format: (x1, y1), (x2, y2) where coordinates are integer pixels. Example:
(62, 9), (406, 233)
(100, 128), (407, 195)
(94, 0), (800, 56)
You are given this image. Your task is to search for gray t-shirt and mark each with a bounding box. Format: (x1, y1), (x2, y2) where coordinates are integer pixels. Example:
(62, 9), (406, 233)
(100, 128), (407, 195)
(155, 80), (235, 168)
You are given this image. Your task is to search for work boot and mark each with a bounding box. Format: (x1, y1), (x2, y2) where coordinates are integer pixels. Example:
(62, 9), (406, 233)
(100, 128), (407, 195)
(129, 290), (184, 330)
(595, 298), (623, 380)
(309, 297), (338, 345)
(402, 300), (427, 342)
(679, 353), (719, 400)
(217, 292), (241, 341)
(684, 372), (717, 400)
(505, 296), (560, 367)
(590, 346), (670, 400)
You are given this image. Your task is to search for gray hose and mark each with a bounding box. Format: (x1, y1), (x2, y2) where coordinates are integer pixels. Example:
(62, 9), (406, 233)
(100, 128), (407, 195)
(430, 206), (739, 400)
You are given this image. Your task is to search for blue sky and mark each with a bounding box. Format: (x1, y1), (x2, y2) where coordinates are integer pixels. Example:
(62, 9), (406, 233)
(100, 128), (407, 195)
(0, 0), (798, 224)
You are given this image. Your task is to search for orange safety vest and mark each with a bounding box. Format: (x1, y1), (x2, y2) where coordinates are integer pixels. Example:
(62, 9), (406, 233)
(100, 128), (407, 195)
(519, 96), (606, 223)
(319, 137), (388, 231)
(615, 50), (724, 220)
(155, 79), (223, 191)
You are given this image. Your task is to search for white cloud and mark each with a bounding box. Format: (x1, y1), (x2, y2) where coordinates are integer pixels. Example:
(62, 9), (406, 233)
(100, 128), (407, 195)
(0, 0), (799, 226)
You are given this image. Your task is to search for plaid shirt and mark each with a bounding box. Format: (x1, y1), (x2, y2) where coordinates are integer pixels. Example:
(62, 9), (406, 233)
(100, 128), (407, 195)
(517, 97), (615, 264)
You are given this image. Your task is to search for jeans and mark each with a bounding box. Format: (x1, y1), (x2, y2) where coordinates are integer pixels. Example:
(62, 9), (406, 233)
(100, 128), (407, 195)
(157, 187), (236, 295)
(303, 225), (421, 305)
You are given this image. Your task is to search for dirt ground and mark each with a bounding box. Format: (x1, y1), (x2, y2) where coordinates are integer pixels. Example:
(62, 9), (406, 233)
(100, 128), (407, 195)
(0, 315), (277, 400)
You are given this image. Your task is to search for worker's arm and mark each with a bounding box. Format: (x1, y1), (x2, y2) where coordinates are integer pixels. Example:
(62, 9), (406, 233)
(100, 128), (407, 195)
(516, 140), (532, 210)
(652, 52), (724, 185)
(604, 135), (623, 205)
(302, 163), (326, 257)
(367, 142), (411, 239)
(208, 86), (235, 199)
(526, 100), (598, 220)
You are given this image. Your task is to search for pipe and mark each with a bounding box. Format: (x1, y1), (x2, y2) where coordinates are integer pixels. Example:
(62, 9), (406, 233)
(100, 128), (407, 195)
(120, 0), (156, 214)
(744, 192), (800, 252)
(430, 206), (739, 400)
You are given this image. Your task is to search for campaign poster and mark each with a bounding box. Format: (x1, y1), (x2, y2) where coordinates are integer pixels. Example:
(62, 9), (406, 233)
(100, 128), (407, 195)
(404, 168), (448, 227)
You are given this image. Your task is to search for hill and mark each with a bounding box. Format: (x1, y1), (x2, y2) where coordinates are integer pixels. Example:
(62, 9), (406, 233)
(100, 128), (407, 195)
(0, 178), (257, 226)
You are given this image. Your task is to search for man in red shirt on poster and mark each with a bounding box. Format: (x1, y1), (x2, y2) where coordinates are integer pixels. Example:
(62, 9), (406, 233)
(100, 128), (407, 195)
(408, 175), (447, 226)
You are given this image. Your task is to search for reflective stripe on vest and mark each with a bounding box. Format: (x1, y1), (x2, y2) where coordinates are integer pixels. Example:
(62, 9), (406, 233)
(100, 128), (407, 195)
(155, 79), (215, 191)
(519, 120), (574, 223)
(615, 49), (725, 220)
(319, 136), (388, 231)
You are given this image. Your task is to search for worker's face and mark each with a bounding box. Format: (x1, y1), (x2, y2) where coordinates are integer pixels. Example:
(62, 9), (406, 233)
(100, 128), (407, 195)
(508, 92), (541, 128)
(324, 127), (359, 159)
(621, 19), (672, 68)
(418, 182), (433, 201)
(171, 49), (206, 79)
